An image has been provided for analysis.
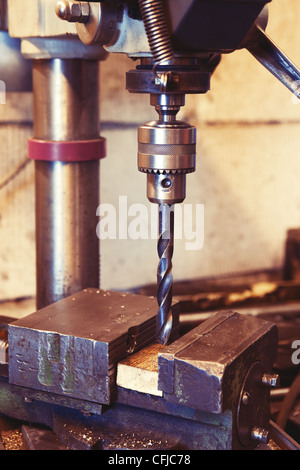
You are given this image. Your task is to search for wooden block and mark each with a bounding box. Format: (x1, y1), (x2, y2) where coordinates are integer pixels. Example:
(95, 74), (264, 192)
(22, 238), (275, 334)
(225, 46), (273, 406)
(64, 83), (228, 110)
(117, 343), (165, 397)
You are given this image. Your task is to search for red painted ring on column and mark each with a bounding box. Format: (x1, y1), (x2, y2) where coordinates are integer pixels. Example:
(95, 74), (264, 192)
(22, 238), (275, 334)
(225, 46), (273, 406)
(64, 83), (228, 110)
(28, 137), (106, 162)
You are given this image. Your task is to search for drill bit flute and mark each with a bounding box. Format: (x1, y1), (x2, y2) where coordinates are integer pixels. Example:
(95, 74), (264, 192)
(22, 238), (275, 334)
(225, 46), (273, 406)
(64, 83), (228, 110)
(157, 203), (174, 344)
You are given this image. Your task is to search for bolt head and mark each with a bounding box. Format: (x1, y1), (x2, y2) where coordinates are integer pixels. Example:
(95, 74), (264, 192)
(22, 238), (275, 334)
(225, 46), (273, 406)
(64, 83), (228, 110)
(242, 391), (250, 405)
(80, 3), (90, 22)
(262, 373), (279, 388)
(251, 426), (269, 444)
(70, 3), (82, 21)
(56, 1), (90, 23)
(24, 397), (33, 403)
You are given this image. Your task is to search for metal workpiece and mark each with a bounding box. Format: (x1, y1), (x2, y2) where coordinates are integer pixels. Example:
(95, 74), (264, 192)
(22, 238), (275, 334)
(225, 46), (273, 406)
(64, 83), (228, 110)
(158, 311), (278, 449)
(32, 59), (103, 309)
(8, 289), (180, 405)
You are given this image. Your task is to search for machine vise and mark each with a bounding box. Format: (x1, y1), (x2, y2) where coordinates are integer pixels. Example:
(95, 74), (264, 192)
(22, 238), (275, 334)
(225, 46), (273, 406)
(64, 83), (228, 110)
(1, 288), (277, 450)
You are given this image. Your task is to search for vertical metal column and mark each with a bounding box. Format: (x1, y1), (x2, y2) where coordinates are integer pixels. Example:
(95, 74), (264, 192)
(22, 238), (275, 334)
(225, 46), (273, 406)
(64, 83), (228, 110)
(32, 59), (101, 310)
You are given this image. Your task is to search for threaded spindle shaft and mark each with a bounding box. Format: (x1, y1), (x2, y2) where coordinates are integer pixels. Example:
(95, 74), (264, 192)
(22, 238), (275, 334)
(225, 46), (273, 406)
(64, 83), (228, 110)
(138, 0), (174, 65)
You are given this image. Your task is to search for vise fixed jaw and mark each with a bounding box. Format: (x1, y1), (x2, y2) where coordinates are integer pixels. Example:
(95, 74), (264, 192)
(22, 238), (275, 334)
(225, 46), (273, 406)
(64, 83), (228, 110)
(157, 310), (278, 449)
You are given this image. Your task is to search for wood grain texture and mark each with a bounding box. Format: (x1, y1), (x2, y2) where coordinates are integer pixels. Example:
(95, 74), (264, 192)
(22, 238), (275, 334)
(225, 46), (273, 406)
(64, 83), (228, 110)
(117, 343), (165, 396)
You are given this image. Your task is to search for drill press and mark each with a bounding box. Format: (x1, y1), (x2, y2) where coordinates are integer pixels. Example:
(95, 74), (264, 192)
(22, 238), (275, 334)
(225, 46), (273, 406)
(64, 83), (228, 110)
(5, 0), (300, 450)
(55, 0), (295, 347)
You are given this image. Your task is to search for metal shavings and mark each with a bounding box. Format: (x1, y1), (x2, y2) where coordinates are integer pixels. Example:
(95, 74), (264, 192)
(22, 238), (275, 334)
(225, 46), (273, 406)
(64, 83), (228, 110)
(104, 432), (170, 450)
(267, 438), (281, 450)
(67, 427), (94, 442)
(0, 429), (25, 450)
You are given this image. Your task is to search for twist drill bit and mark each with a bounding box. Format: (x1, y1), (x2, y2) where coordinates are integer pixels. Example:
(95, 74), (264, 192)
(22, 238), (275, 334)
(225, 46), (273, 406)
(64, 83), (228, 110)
(156, 203), (174, 345)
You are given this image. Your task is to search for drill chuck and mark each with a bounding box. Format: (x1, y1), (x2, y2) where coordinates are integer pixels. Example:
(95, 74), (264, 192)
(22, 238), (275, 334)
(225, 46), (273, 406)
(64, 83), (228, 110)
(138, 120), (196, 204)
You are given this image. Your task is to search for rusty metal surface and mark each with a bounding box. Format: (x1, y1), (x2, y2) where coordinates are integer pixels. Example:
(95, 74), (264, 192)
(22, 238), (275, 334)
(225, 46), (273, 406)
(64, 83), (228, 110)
(8, 289), (179, 405)
(237, 361), (270, 446)
(2, 288), (280, 449)
(21, 425), (68, 450)
(0, 374), (232, 450)
(158, 311), (277, 408)
(10, 382), (104, 416)
(1, 268), (299, 450)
